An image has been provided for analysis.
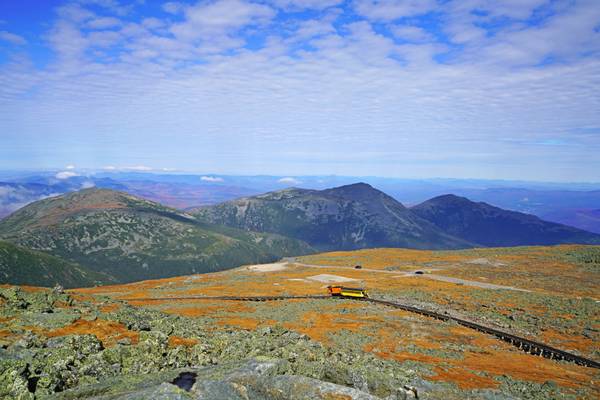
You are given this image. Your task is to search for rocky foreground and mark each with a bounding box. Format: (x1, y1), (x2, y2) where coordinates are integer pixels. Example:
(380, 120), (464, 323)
(0, 285), (577, 400)
(0, 286), (422, 399)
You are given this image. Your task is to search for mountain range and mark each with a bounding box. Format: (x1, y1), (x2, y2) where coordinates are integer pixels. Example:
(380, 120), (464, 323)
(193, 183), (473, 251)
(0, 188), (312, 285)
(194, 183), (600, 251)
(4, 172), (600, 235)
(1, 183), (599, 287)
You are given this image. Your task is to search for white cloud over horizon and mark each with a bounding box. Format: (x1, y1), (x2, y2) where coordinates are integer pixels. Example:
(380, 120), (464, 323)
(278, 177), (302, 185)
(0, 0), (599, 181)
(201, 176), (224, 182)
(55, 171), (79, 180)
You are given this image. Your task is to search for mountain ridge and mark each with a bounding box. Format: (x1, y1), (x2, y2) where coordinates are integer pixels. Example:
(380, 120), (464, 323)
(2, 185), (599, 288)
(0, 188), (313, 285)
(193, 183), (474, 251)
(0, 239), (115, 288)
(411, 194), (600, 247)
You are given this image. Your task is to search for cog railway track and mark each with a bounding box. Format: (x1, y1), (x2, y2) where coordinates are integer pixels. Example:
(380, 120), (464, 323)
(123, 294), (600, 369)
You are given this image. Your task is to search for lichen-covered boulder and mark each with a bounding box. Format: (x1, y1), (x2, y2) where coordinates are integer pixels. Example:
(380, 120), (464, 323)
(29, 334), (104, 395)
(0, 359), (34, 400)
(0, 287), (29, 309)
(104, 382), (194, 400)
(92, 358), (388, 400)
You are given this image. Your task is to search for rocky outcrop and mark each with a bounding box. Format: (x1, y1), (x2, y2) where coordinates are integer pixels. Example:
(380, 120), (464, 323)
(0, 287), (420, 399)
(59, 359), (391, 400)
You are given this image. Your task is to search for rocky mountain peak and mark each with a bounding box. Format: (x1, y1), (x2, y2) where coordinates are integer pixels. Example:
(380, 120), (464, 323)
(320, 182), (403, 205)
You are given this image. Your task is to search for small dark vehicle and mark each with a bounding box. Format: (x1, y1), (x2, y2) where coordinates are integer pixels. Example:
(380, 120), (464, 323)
(354, 265), (362, 269)
(414, 270), (424, 275)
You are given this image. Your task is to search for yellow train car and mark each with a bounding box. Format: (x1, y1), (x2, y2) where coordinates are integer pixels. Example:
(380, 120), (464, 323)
(327, 285), (368, 298)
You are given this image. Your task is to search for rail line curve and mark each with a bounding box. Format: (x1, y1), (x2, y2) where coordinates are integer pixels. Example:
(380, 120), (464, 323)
(121, 294), (600, 369)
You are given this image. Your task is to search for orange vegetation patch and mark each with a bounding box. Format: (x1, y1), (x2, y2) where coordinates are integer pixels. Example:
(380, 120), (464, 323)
(168, 335), (199, 348)
(283, 308), (385, 344)
(99, 303), (121, 313)
(363, 327), (441, 364)
(159, 301), (255, 318)
(425, 326), (497, 348)
(45, 318), (139, 347)
(427, 366), (499, 390)
(541, 329), (597, 354)
(0, 284), (47, 293)
(459, 351), (595, 390)
(299, 248), (464, 270)
(364, 325), (597, 391)
(73, 273), (194, 298)
(0, 329), (15, 340)
(68, 293), (98, 302)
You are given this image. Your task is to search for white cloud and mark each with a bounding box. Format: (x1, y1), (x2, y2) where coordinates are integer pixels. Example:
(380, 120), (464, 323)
(125, 165), (153, 171)
(278, 177), (302, 185)
(354, 0), (438, 21)
(291, 17), (337, 41)
(162, 2), (183, 14)
(171, 0), (275, 48)
(56, 171), (79, 179)
(201, 176), (224, 182)
(391, 25), (433, 42)
(268, 0), (342, 11)
(65, 164), (76, 169)
(81, 181), (95, 189)
(47, 20), (88, 68)
(142, 18), (165, 30)
(87, 16), (121, 29)
(0, 31), (27, 45)
(103, 165), (117, 170)
(56, 3), (95, 23)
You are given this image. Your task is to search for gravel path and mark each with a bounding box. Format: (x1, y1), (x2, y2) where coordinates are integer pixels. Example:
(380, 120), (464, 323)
(406, 274), (530, 292)
(288, 259), (530, 292)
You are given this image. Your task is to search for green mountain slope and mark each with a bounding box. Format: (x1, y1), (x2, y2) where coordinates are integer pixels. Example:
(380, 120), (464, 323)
(0, 240), (114, 288)
(193, 183), (473, 251)
(0, 188), (313, 284)
(411, 194), (600, 247)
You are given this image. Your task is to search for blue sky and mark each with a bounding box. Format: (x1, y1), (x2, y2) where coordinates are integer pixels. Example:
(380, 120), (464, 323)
(1, 0), (599, 181)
